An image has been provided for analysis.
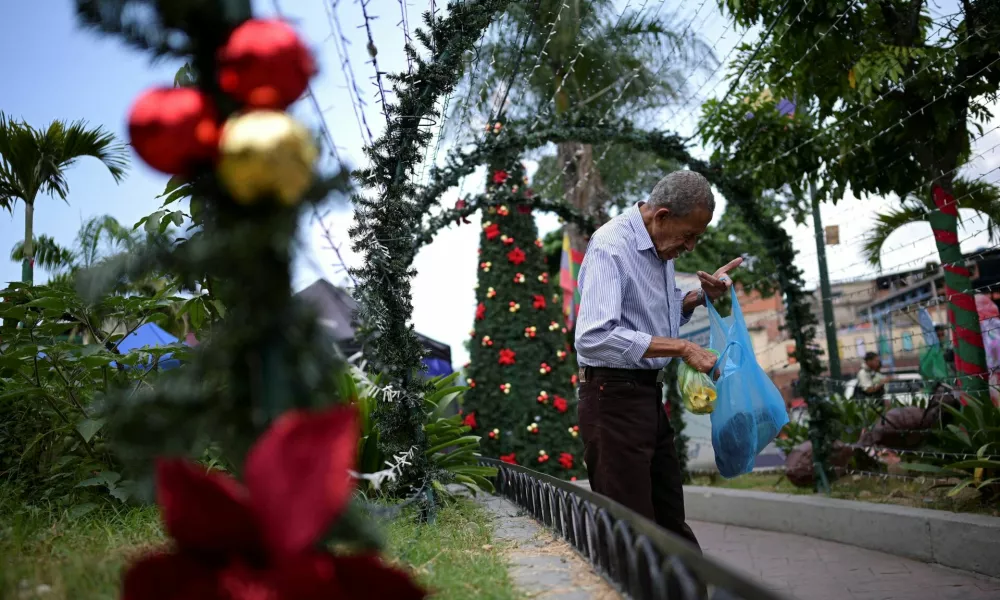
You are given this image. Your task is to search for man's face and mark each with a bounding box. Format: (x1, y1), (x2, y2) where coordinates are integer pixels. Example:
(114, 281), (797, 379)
(648, 206), (713, 261)
(866, 356), (881, 371)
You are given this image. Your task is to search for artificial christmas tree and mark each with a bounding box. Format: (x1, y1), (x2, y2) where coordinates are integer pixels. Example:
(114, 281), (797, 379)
(462, 154), (585, 478)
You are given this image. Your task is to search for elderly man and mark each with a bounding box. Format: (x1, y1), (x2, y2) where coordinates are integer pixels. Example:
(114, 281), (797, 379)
(575, 170), (741, 550)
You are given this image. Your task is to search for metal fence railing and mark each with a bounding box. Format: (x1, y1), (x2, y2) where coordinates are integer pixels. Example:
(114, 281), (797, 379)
(481, 458), (788, 600)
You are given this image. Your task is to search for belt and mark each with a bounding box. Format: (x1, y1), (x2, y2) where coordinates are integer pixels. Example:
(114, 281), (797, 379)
(578, 366), (664, 385)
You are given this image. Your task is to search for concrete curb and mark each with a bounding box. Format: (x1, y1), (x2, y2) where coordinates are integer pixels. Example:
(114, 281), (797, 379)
(683, 485), (1000, 579)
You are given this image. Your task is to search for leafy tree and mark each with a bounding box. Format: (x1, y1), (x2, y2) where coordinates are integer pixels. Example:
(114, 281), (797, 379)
(0, 113), (129, 283)
(456, 0), (715, 255)
(704, 0), (1000, 397)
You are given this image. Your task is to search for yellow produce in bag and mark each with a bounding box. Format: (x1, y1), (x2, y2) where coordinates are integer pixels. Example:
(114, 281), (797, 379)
(678, 349), (719, 414)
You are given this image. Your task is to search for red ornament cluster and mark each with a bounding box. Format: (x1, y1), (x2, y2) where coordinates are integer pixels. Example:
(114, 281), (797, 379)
(558, 452), (574, 469)
(127, 19), (314, 176)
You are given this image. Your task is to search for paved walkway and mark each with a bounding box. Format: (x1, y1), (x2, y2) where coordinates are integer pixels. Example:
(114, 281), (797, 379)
(694, 520), (1000, 600)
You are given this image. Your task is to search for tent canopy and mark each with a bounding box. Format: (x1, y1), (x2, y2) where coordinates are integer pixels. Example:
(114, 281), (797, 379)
(295, 279), (453, 372)
(111, 322), (185, 371)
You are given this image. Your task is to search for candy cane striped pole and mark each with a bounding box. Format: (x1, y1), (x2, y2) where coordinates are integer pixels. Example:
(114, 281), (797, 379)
(930, 185), (988, 399)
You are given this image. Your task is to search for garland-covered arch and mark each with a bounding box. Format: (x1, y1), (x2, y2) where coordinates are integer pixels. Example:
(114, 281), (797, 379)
(410, 115), (838, 485)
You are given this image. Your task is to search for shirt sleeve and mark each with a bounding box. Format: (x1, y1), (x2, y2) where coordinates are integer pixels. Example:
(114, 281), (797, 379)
(857, 369), (874, 391)
(574, 245), (652, 365)
(678, 287), (693, 327)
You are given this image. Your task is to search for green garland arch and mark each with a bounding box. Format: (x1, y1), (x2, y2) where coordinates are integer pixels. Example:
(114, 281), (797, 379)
(410, 115), (837, 487)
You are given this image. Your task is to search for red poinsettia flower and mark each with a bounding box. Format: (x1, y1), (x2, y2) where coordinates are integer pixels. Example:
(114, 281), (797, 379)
(532, 295), (546, 310)
(498, 348), (517, 366)
(553, 396), (568, 413)
(492, 170), (509, 184)
(454, 199), (471, 225)
(122, 406), (425, 600)
(507, 247), (526, 265)
(484, 223), (501, 241)
(558, 452), (574, 469)
(525, 188), (534, 198)
(463, 412), (478, 429)
(500, 453), (517, 465)
(516, 204), (532, 214)
(475, 303), (486, 321)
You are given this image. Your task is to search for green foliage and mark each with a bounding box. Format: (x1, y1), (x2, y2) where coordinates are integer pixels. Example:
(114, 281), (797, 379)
(0, 282), (184, 505)
(461, 158), (584, 477)
(903, 398), (1000, 501)
(340, 369), (496, 499)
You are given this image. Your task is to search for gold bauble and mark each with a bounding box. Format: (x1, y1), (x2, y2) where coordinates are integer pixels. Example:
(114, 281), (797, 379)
(216, 111), (318, 206)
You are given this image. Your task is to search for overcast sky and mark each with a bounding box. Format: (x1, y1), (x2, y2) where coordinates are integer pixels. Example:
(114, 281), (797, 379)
(1, 0), (996, 366)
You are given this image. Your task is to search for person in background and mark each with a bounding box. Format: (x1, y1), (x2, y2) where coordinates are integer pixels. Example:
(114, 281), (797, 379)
(856, 351), (890, 409)
(935, 324), (956, 374)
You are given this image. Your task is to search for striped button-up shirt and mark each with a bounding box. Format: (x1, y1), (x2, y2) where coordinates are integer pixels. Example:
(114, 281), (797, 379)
(575, 203), (693, 369)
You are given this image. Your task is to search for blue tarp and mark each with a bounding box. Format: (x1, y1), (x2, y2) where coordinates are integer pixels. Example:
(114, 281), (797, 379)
(111, 322), (184, 371)
(422, 357), (454, 378)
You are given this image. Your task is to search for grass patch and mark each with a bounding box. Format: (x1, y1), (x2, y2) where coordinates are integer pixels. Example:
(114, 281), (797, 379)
(690, 472), (1000, 517)
(385, 499), (522, 600)
(0, 491), (521, 600)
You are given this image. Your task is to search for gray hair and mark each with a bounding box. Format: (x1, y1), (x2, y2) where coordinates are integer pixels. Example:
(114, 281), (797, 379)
(647, 171), (715, 217)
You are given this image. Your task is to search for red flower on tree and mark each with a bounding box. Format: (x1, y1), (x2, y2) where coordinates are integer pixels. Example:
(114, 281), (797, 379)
(500, 453), (518, 464)
(484, 223), (501, 241)
(492, 170), (509, 184)
(498, 348), (517, 366)
(463, 412), (478, 429)
(507, 247), (526, 265)
(558, 452), (574, 469)
(553, 396), (568, 413)
(517, 204), (532, 215)
(454, 199), (471, 225)
(532, 295), (546, 310)
(475, 303), (486, 321)
(122, 406), (424, 600)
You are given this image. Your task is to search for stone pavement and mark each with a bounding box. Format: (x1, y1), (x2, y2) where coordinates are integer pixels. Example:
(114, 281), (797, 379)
(693, 520), (1000, 600)
(478, 494), (621, 599)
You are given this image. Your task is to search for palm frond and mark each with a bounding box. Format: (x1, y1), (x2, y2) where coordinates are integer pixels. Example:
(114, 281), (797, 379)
(10, 235), (77, 270)
(953, 176), (1000, 244)
(861, 200), (930, 268)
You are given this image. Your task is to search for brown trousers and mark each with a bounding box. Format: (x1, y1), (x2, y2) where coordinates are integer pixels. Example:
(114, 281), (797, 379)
(577, 368), (700, 551)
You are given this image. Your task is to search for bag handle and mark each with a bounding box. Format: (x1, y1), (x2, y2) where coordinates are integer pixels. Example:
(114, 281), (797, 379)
(712, 339), (744, 379)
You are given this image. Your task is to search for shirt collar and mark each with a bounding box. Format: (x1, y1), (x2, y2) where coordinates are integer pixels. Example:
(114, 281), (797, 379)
(628, 202), (654, 252)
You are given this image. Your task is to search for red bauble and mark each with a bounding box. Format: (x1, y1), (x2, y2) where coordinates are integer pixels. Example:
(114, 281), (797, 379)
(128, 88), (219, 175)
(217, 19), (316, 109)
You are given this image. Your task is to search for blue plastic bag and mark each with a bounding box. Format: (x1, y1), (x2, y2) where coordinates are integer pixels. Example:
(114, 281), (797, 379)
(706, 287), (789, 478)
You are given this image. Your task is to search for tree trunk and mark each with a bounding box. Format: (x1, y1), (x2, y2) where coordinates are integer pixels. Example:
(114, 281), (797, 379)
(557, 141), (606, 257)
(928, 178), (988, 400)
(21, 202), (34, 284)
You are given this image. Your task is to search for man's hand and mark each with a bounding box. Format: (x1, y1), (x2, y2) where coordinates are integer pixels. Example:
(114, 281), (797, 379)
(681, 341), (718, 374)
(697, 257), (743, 302)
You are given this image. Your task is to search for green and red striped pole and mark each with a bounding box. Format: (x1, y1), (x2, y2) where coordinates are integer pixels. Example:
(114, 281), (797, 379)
(929, 185), (988, 400)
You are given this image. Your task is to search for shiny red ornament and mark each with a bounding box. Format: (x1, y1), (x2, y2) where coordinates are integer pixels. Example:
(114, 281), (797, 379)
(498, 348), (517, 366)
(122, 406), (425, 600)
(217, 19), (316, 109)
(128, 87), (219, 175)
(484, 223), (501, 240)
(558, 452), (574, 469)
(475, 302), (486, 321)
(463, 412), (477, 429)
(553, 396), (568, 413)
(492, 170), (509, 184)
(533, 295), (547, 310)
(571, 374), (578, 386)
(500, 453), (518, 465)
(507, 247), (526, 265)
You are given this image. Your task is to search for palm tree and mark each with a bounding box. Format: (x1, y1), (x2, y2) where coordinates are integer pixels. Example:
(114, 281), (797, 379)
(10, 214), (143, 286)
(456, 0), (715, 252)
(862, 176), (1000, 268)
(0, 112), (129, 283)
